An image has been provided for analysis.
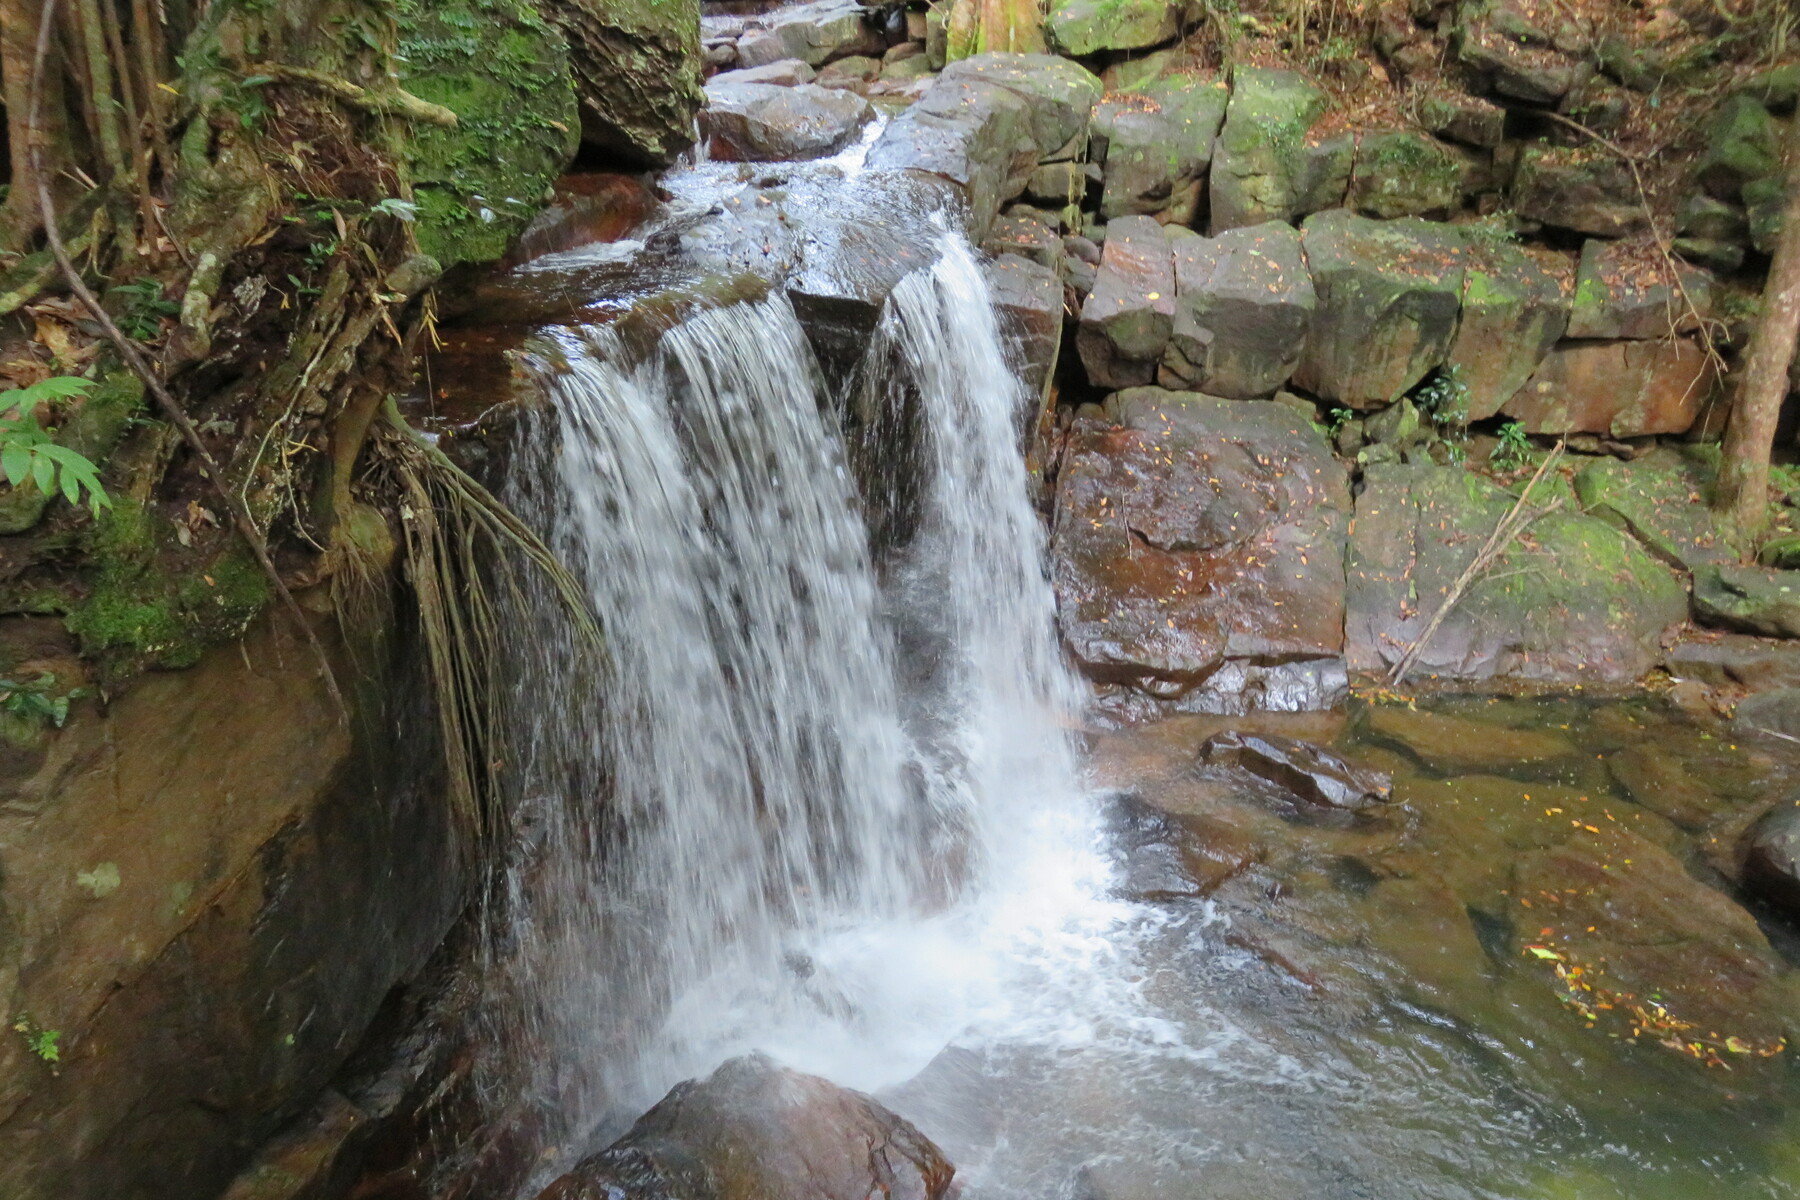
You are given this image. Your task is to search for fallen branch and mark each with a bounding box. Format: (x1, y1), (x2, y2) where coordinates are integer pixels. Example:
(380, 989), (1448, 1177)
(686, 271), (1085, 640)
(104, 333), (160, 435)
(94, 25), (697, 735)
(243, 63), (459, 128)
(1390, 446), (1567, 686)
(28, 0), (347, 720)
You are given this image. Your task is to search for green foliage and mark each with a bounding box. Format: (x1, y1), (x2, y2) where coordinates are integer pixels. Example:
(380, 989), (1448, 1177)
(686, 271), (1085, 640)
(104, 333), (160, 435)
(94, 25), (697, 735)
(108, 279), (180, 340)
(1492, 420), (1533, 469)
(1415, 363), (1470, 427)
(0, 672), (82, 729)
(12, 1018), (60, 1064)
(1326, 407), (1354, 435)
(0, 378), (112, 514)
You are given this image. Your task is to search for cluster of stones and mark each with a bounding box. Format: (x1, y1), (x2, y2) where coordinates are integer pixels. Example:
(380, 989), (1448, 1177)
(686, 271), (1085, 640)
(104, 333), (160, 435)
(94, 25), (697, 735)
(684, 0), (1797, 716)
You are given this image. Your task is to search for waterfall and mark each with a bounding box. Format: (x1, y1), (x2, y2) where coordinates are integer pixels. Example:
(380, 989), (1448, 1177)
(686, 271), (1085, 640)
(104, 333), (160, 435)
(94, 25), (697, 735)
(496, 231), (1109, 1158)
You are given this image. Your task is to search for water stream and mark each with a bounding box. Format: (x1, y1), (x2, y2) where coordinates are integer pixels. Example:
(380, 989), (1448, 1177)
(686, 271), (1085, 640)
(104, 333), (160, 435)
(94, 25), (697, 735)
(477, 142), (1800, 1200)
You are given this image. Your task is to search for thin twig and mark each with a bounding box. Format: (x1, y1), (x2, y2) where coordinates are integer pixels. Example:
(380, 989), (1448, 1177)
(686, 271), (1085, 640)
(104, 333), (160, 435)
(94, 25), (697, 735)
(28, 0), (346, 720)
(1390, 446), (1566, 685)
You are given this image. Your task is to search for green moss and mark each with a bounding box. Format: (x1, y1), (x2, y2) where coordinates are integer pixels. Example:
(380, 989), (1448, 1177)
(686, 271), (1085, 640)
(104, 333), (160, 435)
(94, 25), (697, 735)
(395, 0), (580, 266)
(63, 500), (272, 673)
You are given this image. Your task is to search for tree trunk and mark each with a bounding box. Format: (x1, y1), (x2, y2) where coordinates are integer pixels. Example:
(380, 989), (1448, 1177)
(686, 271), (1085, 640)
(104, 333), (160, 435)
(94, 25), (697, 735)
(946, 0), (1047, 61)
(1715, 114), (1800, 541)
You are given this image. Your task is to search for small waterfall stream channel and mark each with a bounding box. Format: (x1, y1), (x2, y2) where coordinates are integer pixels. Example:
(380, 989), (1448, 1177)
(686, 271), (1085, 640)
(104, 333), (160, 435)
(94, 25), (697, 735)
(419, 119), (1800, 1200)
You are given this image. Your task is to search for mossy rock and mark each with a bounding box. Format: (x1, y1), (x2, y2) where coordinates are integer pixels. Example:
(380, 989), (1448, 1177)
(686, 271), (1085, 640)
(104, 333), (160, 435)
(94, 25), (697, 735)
(1572, 448), (1741, 573)
(1350, 130), (1465, 220)
(1745, 173), (1788, 256)
(62, 501), (273, 676)
(1208, 68), (1329, 232)
(1046, 0), (1180, 57)
(396, 0), (581, 265)
(1695, 94), (1781, 201)
(1447, 240), (1570, 421)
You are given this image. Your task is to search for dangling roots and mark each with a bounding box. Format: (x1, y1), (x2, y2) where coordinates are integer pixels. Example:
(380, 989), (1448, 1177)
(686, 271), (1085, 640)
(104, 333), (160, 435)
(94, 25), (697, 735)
(370, 398), (601, 859)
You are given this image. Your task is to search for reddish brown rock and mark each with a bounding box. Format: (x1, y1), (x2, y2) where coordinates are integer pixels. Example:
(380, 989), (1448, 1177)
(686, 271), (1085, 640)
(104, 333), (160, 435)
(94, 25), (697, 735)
(1051, 389), (1350, 716)
(505, 174), (659, 266)
(536, 1054), (953, 1200)
(1503, 337), (1718, 437)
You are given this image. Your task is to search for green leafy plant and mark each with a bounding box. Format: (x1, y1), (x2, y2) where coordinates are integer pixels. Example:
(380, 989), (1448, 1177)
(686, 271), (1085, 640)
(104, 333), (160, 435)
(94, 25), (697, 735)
(109, 279), (180, 341)
(0, 377), (112, 513)
(1491, 420), (1533, 469)
(1415, 363), (1470, 426)
(12, 1018), (60, 1064)
(370, 196), (419, 222)
(0, 673), (82, 729)
(1326, 407), (1354, 436)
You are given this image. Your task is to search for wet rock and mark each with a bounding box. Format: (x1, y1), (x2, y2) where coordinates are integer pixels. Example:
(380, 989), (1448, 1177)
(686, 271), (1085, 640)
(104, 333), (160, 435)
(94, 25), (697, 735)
(983, 212), (1064, 269)
(1504, 337), (1717, 437)
(1693, 565), (1800, 639)
(504, 174), (659, 267)
(709, 59), (818, 86)
(1571, 450), (1739, 573)
(984, 252), (1063, 400)
(939, 53), (1102, 158)
(1418, 90), (1506, 148)
(1346, 464), (1687, 684)
(1196, 731), (1392, 809)
(1447, 240), (1571, 420)
(1665, 636), (1800, 693)
(1736, 687), (1800, 742)
(1105, 792), (1260, 900)
(1362, 705), (1576, 775)
(1292, 210), (1464, 409)
(536, 1054), (954, 1200)
(1510, 145), (1647, 239)
(1607, 743), (1733, 830)
(1093, 74), (1230, 223)
(1051, 389), (1350, 715)
(1076, 216), (1175, 388)
(735, 0), (886, 69)
(1046, 0), (1179, 56)
(1566, 239), (1714, 340)
(700, 81), (875, 161)
(1743, 797), (1800, 921)
(1158, 221), (1315, 399)
(1350, 130), (1466, 220)
(1696, 94), (1782, 201)
(866, 75), (1039, 237)
(1208, 68), (1330, 233)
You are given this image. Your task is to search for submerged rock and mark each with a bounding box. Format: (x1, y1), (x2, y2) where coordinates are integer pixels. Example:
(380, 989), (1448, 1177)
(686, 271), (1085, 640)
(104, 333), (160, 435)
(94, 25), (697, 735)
(1361, 705), (1576, 775)
(1195, 730), (1392, 809)
(537, 1054), (954, 1200)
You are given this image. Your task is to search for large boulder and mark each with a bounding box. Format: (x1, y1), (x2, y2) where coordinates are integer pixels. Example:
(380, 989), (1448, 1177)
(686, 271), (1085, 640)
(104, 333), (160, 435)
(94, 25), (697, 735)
(867, 77), (1039, 238)
(734, 0), (885, 68)
(1208, 68), (1330, 233)
(1076, 216), (1175, 388)
(1046, 0), (1180, 56)
(1696, 94), (1783, 201)
(939, 52), (1103, 158)
(700, 81), (874, 161)
(1509, 145), (1648, 238)
(1292, 210), (1464, 409)
(536, 1054), (954, 1200)
(1051, 389), (1351, 716)
(0, 618), (463, 1200)
(1566, 238), (1714, 340)
(1503, 337), (1718, 437)
(1093, 72), (1230, 222)
(1346, 463), (1688, 684)
(1693, 565), (1800, 639)
(1453, 0), (1584, 104)
(1159, 221), (1315, 399)
(1446, 238), (1571, 420)
(552, 0), (703, 165)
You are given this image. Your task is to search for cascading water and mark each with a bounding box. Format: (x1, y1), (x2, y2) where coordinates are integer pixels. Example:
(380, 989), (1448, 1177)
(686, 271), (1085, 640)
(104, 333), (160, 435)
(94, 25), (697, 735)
(495, 221), (1130, 1175)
